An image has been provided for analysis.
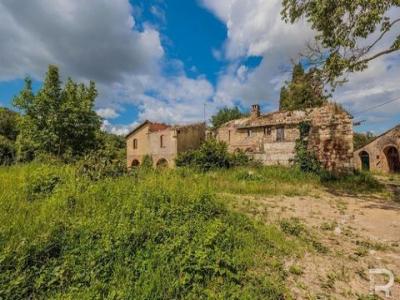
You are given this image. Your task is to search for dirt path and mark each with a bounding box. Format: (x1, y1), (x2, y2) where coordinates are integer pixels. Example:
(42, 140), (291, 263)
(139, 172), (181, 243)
(228, 192), (400, 299)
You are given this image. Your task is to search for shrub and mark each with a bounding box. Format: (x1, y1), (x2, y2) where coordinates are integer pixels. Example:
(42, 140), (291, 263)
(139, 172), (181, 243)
(0, 135), (16, 165)
(176, 139), (231, 171)
(176, 139), (258, 171)
(25, 167), (62, 201)
(141, 154), (154, 169)
(76, 150), (126, 181)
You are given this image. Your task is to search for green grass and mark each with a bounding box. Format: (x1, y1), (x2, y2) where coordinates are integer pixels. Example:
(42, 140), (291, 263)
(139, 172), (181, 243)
(0, 163), (307, 299)
(0, 163), (389, 299)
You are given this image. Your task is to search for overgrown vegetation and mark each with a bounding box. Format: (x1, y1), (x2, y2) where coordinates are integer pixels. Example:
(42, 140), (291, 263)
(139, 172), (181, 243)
(0, 163), (307, 299)
(176, 139), (255, 171)
(293, 121), (321, 174)
(0, 108), (19, 165)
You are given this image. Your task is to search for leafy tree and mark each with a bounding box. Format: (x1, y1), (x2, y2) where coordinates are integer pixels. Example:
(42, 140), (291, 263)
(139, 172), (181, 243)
(282, 1), (400, 84)
(13, 65), (101, 161)
(353, 132), (376, 150)
(279, 63), (328, 111)
(0, 107), (19, 141)
(176, 139), (254, 171)
(211, 107), (247, 129)
(0, 108), (20, 165)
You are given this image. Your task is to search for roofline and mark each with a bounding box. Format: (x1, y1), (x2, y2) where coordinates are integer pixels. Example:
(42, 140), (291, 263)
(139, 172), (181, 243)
(354, 124), (400, 152)
(125, 120), (150, 139)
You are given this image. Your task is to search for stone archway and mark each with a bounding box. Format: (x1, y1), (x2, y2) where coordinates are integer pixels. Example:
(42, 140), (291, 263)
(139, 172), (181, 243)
(384, 146), (400, 173)
(359, 151), (370, 171)
(131, 159), (140, 168)
(156, 158), (168, 168)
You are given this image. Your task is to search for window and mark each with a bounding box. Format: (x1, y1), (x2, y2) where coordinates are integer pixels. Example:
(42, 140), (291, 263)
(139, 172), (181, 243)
(133, 139), (138, 149)
(276, 127), (285, 142)
(160, 135), (164, 148)
(228, 130), (231, 142)
(247, 129), (252, 137)
(264, 127), (271, 135)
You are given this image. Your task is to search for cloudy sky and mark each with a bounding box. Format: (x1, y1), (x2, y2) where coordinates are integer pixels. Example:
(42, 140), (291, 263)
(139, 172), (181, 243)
(0, 0), (399, 135)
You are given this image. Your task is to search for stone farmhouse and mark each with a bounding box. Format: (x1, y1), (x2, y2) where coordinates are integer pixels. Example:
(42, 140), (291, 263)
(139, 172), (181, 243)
(216, 104), (354, 172)
(126, 121), (206, 168)
(354, 125), (400, 173)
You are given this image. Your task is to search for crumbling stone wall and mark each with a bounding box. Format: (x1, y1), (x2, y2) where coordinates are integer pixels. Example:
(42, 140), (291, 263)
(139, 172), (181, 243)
(216, 104), (354, 172)
(307, 104), (354, 173)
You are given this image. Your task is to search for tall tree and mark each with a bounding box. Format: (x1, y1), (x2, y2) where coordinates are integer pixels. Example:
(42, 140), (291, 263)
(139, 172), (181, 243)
(13, 65), (101, 161)
(279, 63), (328, 111)
(0, 108), (20, 165)
(211, 107), (247, 129)
(282, 1), (400, 84)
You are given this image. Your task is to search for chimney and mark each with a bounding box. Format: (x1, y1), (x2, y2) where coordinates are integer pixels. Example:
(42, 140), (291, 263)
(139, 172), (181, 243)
(251, 104), (260, 118)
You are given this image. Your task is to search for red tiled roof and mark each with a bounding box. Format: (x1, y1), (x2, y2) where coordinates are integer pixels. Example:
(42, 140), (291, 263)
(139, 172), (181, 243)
(149, 123), (170, 132)
(125, 120), (170, 138)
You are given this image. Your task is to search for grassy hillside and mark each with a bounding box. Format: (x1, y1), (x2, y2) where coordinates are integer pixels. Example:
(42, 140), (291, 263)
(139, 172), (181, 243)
(0, 163), (386, 299)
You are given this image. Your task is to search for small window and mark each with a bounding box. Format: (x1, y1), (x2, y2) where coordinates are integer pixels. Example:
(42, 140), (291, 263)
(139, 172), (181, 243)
(228, 130), (231, 142)
(133, 139), (138, 149)
(160, 135), (164, 148)
(247, 129), (252, 137)
(276, 127), (285, 142)
(264, 127), (271, 135)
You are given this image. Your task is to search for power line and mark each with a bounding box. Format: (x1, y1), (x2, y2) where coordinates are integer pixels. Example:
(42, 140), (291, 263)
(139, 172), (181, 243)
(353, 96), (400, 116)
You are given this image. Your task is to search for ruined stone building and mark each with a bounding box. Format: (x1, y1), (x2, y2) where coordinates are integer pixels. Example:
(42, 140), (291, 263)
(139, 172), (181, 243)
(354, 125), (400, 173)
(216, 104), (354, 172)
(126, 121), (206, 168)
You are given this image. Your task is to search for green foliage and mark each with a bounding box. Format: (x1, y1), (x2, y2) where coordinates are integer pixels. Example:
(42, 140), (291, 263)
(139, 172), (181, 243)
(25, 166), (62, 201)
(13, 65), (101, 161)
(211, 106), (247, 129)
(0, 107), (19, 141)
(279, 63), (328, 111)
(0, 108), (19, 165)
(76, 151), (126, 181)
(353, 132), (375, 150)
(281, 1), (400, 84)
(293, 122), (321, 174)
(0, 135), (16, 166)
(141, 154), (154, 169)
(321, 171), (384, 195)
(0, 163), (304, 299)
(176, 139), (255, 171)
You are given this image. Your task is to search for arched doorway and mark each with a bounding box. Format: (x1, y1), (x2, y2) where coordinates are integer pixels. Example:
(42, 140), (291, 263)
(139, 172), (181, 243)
(384, 146), (400, 173)
(156, 158), (168, 168)
(359, 151), (370, 171)
(131, 159), (140, 168)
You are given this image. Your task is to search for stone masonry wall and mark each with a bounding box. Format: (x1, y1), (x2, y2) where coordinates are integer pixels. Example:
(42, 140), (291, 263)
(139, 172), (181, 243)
(216, 104), (354, 172)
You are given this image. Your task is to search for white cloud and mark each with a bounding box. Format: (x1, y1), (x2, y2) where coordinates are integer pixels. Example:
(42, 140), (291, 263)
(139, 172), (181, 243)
(201, 0), (314, 108)
(96, 108), (120, 120)
(201, 0), (400, 132)
(0, 0), (215, 130)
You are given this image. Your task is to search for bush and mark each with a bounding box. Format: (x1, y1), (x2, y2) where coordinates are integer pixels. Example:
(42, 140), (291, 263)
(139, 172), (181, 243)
(176, 139), (231, 171)
(25, 166), (63, 201)
(76, 150), (126, 181)
(0, 135), (16, 165)
(141, 154), (154, 169)
(176, 139), (258, 171)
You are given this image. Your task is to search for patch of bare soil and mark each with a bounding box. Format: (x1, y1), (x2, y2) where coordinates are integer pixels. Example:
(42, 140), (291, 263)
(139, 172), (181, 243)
(228, 192), (400, 299)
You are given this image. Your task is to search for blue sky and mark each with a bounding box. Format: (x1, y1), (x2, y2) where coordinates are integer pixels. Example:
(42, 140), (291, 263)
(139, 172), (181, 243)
(0, 0), (399, 135)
